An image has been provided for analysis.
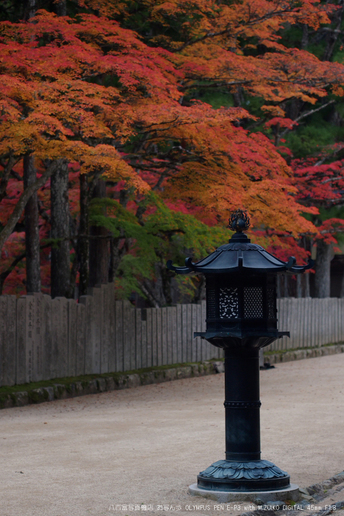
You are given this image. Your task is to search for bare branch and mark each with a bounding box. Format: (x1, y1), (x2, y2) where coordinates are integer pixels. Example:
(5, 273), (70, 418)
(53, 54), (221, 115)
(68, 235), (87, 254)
(174, 7), (301, 52)
(280, 100), (336, 137)
(0, 155), (20, 202)
(0, 160), (61, 255)
(294, 100), (335, 124)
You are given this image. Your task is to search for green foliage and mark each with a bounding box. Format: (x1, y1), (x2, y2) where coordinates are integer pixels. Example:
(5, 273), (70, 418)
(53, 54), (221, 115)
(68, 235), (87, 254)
(286, 120), (344, 158)
(116, 1), (153, 36)
(195, 90), (234, 109)
(187, 86), (266, 117)
(319, 205), (344, 220)
(332, 49), (344, 63)
(89, 197), (140, 240)
(242, 96), (266, 118)
(279, 25), (304, 50)
(89, 192), (229, 301)
(115, 254), (155, 299)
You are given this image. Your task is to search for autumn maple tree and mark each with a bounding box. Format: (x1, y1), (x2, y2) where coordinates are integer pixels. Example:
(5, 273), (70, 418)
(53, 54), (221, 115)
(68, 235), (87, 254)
(1, 0), (344, 302)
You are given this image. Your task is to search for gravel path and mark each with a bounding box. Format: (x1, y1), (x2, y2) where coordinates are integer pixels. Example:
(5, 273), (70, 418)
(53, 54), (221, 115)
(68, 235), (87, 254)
(0, 353), (343, 516)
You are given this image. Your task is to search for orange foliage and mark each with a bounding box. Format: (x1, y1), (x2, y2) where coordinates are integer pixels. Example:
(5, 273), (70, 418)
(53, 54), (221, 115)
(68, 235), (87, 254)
(1, 0), (344, 284)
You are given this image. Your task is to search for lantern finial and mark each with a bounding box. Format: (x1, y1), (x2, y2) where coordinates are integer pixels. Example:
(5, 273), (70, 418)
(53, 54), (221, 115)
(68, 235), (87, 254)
(229, 209), (250, 234)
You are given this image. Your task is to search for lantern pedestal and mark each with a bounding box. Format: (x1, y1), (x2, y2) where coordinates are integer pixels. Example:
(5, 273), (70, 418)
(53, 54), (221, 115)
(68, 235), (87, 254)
(194, 345), (295, 498)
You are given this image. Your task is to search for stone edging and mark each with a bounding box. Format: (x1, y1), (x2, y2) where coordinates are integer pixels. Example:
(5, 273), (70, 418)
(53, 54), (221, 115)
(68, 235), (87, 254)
(240, 470), (344, 515)
(0, 361), (216, 410)
(264, 343), (344, 365)
(0, 344), (343, 410)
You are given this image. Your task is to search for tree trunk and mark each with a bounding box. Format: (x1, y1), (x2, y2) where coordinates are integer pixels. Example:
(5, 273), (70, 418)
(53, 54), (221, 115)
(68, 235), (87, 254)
(301, 24), (309, 49)
(296, 274), (310, 298)
(27, 0), (36, 19)
(54, 0), (67, 16)
(24, 1), (41, 294)
(23, 154), (41, 293)
(89, 180), (109, 287)
(314, 239), (333, 298)
(233, 86), (244, 107)
(78, 173), (89, 296)
(160, 260), (173, 306)
(51, 160), (70, 298)
(322, 6), (344, 62)
(109, 235), (126, 283)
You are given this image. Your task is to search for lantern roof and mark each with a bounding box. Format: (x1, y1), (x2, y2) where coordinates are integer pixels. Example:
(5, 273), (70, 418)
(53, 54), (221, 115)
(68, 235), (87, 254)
(167, 210), (313, 275)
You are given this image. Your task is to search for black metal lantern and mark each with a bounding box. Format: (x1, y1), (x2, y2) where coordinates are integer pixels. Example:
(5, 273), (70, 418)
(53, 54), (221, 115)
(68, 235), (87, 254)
(167, 210), (312, 497)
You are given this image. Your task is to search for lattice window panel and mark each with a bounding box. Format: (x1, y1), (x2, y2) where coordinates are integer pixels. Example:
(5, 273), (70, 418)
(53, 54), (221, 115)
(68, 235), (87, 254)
(219, 287), (239, 319)
(243, 287), (263, 319)
(267, 288), (276, 319)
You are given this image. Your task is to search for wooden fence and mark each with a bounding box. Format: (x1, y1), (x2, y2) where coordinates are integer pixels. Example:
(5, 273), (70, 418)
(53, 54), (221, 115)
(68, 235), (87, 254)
(0, 286), (343, 387)
(275, 297), (344, 351)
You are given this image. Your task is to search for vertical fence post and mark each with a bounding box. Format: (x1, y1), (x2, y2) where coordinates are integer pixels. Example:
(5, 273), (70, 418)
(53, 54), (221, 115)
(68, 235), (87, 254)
(136, 308), (142, 370)
(68, 298), (77, 377)
(115, 300), (123, 372)
(26, 295), (35, 383)
(181, 304), (187, 363)
(191, 304), (198, 363)
(161, 307), (167, 365)
(76, 301), (86, 376)
(141, 308), (147, 369)
(145, 307), (152, 369)
(0, 296), (16, 387)
(170, 306), (177, 365)
(338, 299), (344, 343)
(16, 297), (27, 385)
(108, 285), (116, 373)
(176, 304), (182, 364)
(186, 304), (193, 363)
(42, 295), (52, 381)
(80, 295), (93, 374)
(200, 300), (207, 360)
(100, 285), (109, 374)
(33, 293), (44, 381)
(89, 287), (102, 375)
(151, 308), (157, 367)
(167, 306), (173, 365)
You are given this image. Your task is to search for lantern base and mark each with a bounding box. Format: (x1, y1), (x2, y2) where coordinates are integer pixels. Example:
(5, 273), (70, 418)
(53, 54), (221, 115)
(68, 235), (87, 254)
(197, 459), (290, 492)
(189, 483), (300, 504)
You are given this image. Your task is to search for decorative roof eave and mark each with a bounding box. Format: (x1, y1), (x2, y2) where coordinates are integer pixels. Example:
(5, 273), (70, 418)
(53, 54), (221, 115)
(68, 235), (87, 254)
(166, 256), (314, 275)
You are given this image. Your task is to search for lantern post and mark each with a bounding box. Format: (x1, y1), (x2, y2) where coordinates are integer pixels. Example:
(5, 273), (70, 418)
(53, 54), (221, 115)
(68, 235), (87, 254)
(167, 210), (312, 502)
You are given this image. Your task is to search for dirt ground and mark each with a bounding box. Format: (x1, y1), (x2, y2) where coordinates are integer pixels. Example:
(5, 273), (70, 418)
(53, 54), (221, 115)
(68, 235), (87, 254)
(0, 353), (343, 516)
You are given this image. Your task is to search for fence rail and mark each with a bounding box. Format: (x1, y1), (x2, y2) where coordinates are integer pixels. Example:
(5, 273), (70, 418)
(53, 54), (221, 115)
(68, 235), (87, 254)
(0, 287), (343, 387)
